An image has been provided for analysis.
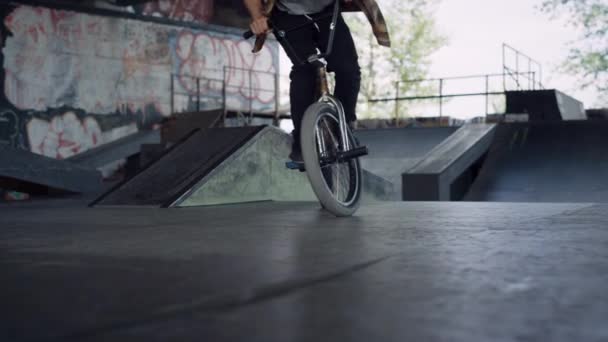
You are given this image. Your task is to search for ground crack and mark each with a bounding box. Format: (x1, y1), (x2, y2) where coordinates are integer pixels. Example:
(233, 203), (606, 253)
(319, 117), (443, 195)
(46, 255), (392, 342)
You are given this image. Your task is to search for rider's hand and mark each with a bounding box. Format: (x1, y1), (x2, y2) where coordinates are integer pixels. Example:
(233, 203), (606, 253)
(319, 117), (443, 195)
(250, 16), (270, 36)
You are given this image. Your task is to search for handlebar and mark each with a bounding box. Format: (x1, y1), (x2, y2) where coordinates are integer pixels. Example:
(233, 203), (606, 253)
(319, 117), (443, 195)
(243, 30), (255, 40)
(243, 21), (274, 40)
(243, 0), (340, 63)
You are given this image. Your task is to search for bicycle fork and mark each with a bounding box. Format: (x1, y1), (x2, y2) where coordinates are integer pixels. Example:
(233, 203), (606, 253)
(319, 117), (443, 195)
(315, 66), (351, 152)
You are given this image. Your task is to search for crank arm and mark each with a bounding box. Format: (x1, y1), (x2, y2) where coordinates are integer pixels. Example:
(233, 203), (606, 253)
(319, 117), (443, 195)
(338, 146), (368, 161)
(320, 146), (368, 166)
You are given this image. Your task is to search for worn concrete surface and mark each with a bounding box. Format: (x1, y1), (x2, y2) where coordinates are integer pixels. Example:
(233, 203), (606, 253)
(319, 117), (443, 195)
(0, 145), (102, 195)
(66, 130), (160, 169)
(355, 127), (457, 186)
(93, 127), (262, 207)
(466, 121), (608, 202)
(93, 126), (397, 208)
(178, 127), (397, 207)
(177, 127), (317, 206)
(403, 124), (496, 201)
(2, 200), (608, 341)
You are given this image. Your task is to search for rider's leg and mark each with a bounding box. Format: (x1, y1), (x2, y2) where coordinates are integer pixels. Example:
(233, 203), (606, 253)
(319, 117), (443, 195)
(271, 9), (320, 161)
(318, 13), (361, 126)
(287, 64), (317, 161)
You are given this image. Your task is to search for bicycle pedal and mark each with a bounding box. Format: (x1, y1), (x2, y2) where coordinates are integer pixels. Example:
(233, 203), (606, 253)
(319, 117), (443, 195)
(286, 161), (306, 171)
(338, 146), (369, 160)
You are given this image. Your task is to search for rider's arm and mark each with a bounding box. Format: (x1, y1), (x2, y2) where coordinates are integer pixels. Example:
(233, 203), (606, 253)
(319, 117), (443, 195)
(243, 0), (269, 35)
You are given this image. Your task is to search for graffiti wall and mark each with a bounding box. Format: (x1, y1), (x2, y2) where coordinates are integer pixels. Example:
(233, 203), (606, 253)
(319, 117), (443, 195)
(137, 0), (214, 23)
(4, 6), (171, 115)
(131, 0), (251, 28)
(172, 29), (277, 112)
(0, 4), (279, 156)
(0, 106), (144, 156)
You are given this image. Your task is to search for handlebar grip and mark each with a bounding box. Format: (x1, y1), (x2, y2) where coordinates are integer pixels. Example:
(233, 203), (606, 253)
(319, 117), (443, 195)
(244, 21), (273, 40)
(243, 30), (254, 39)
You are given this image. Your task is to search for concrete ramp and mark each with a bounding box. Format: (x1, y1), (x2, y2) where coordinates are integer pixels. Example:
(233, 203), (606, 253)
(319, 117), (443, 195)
(402, 124), (496, 201)
(505, 90), (586, 121)
(355, 127), (458, 186)
(465, 120), (608, 202)
(92, 127), (262, 207)
(175, 127), (397, 207)
(0, 145), (102, 194)
(67, 130), (160, 169)
(93, 126), (397, 208)
(174, 127), (314, 207)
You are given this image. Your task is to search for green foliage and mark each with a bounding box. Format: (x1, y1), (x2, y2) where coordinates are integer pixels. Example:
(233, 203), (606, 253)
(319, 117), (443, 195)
(344, 0), (447, 119)
(540, 0), (608, 103)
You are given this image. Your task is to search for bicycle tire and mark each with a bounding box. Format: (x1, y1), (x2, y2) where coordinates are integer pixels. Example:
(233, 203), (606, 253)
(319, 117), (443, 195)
(300, 102), (362, 217)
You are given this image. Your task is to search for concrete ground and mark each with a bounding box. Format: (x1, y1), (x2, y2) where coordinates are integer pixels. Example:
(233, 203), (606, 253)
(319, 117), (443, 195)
(2, 199), (608, 341)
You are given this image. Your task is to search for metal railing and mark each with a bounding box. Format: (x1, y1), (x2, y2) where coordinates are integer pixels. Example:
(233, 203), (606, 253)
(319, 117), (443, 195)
(369, 71), (540, 119)
(503, 43), (544, 91)
(169, 45), (546, 124)
(170, 66), (289, 125)
(366, 44), (546, 121)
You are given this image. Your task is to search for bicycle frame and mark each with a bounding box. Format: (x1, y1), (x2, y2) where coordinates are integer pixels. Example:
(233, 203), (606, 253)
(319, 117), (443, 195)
(243, 0), (366, 216)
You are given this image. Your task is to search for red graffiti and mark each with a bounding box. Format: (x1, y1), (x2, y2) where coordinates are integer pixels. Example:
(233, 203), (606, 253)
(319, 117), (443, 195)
(27, 112), (102, 159)
(142, 0), (214, 24)
(26, 111), (139, 159)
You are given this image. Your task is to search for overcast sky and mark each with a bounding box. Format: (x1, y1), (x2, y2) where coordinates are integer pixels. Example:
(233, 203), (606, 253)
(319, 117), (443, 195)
(278, 0), (601, 120)
(429, 0), (598, 107)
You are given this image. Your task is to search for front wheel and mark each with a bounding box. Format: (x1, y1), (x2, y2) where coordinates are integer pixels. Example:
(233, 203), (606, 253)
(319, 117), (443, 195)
(300, 102), (362, 217)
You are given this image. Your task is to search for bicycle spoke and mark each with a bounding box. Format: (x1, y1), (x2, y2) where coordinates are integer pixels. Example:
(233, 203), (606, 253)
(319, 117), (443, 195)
(322, 119), (339, 150)
(312, 110), (360, 208)
(333, 164), (340, 198)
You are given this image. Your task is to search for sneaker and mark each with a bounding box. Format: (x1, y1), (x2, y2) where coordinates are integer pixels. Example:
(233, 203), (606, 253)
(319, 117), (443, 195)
(289, 143), (303, 163)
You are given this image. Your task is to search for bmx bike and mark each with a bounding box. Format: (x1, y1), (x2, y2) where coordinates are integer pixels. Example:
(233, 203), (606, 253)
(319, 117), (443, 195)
(244, 0), (368, 217)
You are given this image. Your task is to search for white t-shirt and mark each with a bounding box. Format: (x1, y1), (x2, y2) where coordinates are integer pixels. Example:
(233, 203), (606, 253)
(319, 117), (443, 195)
(276, 0), (335, 15)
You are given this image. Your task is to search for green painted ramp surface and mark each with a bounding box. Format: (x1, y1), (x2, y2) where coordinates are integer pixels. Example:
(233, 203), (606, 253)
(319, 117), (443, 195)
(176, 127), (398, 207)
(176, 127), (316, 206)
(93, 126), (397, 208)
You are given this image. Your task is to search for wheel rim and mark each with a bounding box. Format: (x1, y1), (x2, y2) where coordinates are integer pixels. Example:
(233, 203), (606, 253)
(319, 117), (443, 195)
(313, 112), (360, 207)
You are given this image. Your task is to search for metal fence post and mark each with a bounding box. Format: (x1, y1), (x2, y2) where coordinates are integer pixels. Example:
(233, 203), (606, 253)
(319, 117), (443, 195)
(170, 73), (174, 115)
(502, 44), (506, 92)
(438, 79), (444, 120)
(274, 72), (280, 126)
(249, 69), (253, 125)
(528, 59), (532, 90)
(222, 67), (228, 125)
(516, 52), (520, 90)
(196, 77), (201, 112)
(394, 81), (400, 121)
(485, 75), (490, 117)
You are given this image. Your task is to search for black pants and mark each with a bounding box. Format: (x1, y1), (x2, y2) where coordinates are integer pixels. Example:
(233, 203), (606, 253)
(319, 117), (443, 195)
(271, 7), (361, 147)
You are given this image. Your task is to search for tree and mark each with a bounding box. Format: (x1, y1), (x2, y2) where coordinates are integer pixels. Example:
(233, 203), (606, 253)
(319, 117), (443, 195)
(540, 0), (608, 104)
(344, 0), (447, 119)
